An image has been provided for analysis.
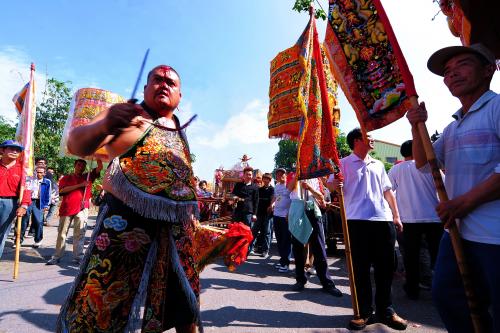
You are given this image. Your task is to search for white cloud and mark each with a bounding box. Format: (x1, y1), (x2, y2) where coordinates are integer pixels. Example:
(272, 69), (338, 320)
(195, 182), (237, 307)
(189, 99), (269, 149)
(0, 47), (48, 123)
(182, 99), (279, 182)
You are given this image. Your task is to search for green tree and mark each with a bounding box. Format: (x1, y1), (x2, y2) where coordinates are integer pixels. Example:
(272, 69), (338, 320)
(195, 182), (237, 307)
(34, 78), (75, 176)
(336, 132), (351, 158)
(292, 0), (327, 20)
(274, 131), (351, 171)
(274, 139), (298, 171)
(0, 116), (16, 143)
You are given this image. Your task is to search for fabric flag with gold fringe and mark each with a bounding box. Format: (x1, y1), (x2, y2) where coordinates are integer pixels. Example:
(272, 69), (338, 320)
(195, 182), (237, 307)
(323, 0), (417, 133)
(268, 14), (341, 180)
(13, 64), (37, 178)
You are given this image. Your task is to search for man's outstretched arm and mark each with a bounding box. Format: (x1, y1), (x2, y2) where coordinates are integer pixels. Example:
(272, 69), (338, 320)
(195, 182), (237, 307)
(67, 103), (143, 157)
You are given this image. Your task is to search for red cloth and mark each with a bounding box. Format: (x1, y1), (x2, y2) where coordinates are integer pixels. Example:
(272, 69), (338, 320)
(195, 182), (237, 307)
(58, 169), (99, 217)
(0, 161), (31, 206)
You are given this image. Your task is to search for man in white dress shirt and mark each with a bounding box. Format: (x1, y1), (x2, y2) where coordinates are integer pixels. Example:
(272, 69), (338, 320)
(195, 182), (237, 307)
(328, 128), (407, 331)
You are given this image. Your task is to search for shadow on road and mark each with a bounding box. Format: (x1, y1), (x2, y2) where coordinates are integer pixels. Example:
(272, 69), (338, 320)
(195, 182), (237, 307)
(202, 305), (352, 329)
(0, 309), (57, 332)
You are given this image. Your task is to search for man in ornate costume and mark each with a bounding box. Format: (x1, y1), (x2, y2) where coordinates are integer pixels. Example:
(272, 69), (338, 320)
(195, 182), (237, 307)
(58, 65), (251, 333)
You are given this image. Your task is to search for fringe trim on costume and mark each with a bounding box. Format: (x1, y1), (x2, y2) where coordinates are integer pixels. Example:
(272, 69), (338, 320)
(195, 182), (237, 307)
(124, 238), (159, 333)
(168, 230), (204, 333)
(57, 204), (109, 333)
(104, 159), (199, 222)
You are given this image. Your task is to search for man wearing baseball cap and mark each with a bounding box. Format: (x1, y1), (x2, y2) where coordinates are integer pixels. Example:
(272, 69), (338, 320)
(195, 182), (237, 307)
(0, 140), (31, 259)
(407, 44), (499, 333)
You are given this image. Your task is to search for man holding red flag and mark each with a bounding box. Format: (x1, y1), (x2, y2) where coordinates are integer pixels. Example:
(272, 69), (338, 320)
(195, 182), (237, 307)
(407, 43), (499, 333)
(0, 140), (30, 259)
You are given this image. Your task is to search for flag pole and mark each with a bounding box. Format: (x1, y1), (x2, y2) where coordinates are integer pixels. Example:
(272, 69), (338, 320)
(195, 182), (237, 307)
(338, 189), (360, 318)
(13, 63), (36, 280)
(309, 4), (360, 318)
(409, 96), (484, 332)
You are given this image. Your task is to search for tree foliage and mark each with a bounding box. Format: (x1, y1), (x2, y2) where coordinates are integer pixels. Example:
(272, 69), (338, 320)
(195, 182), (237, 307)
(0, 116), (16, 143)
(34, 78), (75, 176)
(274, 132), (352, 171)
(292, 0), (327, 20)
(274, 139), (298, 171)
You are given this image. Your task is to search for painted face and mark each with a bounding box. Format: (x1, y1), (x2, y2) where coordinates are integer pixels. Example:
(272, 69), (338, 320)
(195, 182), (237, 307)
(443, 53), (493, 98)
(144, 66), (182, 114)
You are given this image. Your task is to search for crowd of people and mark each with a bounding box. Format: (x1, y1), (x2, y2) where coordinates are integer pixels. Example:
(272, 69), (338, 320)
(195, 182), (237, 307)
(0, 148), (103, 266)
(0, 43), (498, 333)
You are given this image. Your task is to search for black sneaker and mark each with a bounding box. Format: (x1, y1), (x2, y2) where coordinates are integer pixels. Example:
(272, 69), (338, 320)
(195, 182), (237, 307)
(291, 282), (305, 291)
(322, 284), (342, 297)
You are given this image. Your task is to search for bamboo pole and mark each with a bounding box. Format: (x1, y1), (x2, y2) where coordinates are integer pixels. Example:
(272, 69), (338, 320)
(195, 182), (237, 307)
(338, 189), (360, 318)
(410, 96), (484, 332)
(13, 185), (24, 279)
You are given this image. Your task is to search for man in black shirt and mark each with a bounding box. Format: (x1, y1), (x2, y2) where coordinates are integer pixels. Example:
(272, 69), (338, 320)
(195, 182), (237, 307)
(232, 167), (259, 227)
(249, 172), (274, 257)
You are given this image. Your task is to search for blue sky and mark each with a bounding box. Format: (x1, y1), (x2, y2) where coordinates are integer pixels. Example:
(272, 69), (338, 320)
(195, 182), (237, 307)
(1, 1), (498, 181)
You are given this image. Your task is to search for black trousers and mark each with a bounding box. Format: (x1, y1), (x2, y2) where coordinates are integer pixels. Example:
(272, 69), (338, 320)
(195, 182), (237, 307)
(292, 209), (333, 287)
(348, 220), (396, 318)
(402, 222), (443, 294)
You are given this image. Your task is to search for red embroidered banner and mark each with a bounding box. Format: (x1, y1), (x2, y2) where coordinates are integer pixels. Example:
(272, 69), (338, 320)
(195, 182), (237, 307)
(324, 0), (417, 132)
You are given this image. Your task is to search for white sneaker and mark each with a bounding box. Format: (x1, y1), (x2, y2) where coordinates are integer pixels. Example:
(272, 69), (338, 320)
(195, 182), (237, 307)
(278, 265), (289, 273)
(32, 241), (42, 248)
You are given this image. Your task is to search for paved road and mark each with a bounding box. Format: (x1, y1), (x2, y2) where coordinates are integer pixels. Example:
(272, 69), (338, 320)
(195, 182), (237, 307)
(0, 217), (446, 333)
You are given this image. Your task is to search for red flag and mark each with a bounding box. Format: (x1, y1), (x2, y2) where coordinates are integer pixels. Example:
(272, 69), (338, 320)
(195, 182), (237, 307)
(323, 0), (417, 132)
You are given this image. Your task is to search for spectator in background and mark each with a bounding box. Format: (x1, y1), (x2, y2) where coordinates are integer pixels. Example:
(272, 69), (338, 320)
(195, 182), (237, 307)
(44, 168), (59, 226)
(388, 140), (443, 300)
(253, 171), (263, 187)
(18, 166), (51, 248)
(46, 159), (102, 265)
(0, 140), (30, 259)
(249, 172), (274, 257)
(232, 166), (259, 227)
(197, 180), (212, 198)
(288, 174), (342, 297)
(271, 168), (292, 272)
(35, 156), (47, 170)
